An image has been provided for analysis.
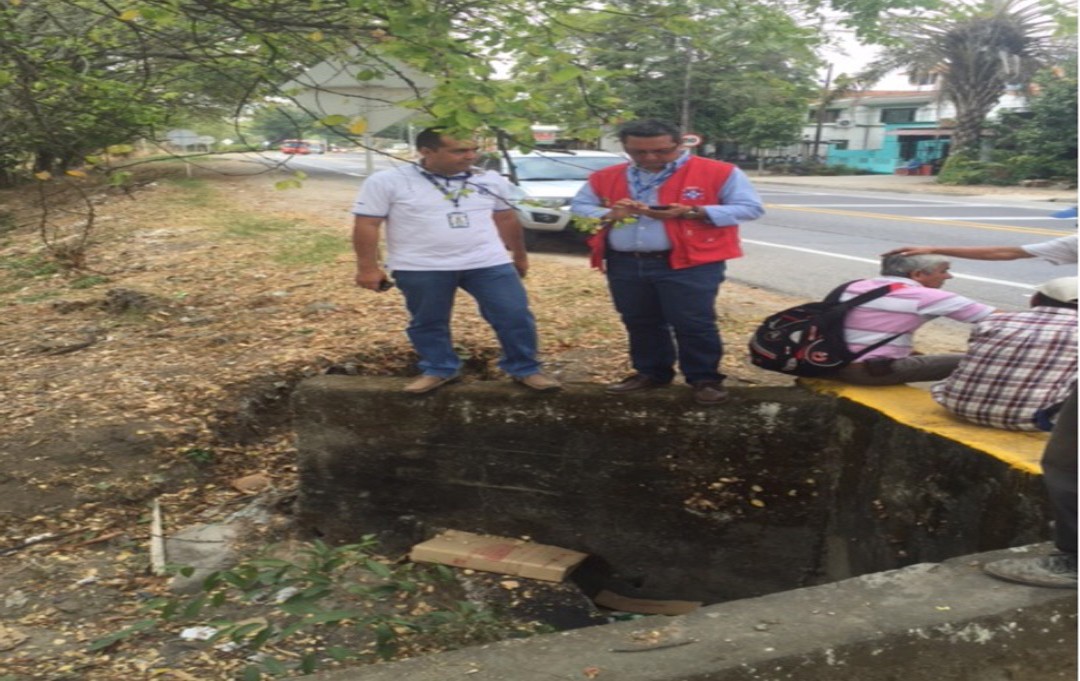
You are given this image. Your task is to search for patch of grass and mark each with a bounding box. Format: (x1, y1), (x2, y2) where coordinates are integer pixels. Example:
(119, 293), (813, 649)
(162, 177), (215, 206)
(70, 274), (110, 289)
(91, 538), (542, 679)
(17, 291), (60, 304)
(1, 253), (60, 279)
(0, 210), (15, 235)
(225, 215), (302, 238)
(182, 447), (216, 465)
(273, 232), (349, 266)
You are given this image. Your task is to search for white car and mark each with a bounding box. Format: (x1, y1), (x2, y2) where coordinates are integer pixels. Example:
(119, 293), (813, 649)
(492, 150), (627, 234)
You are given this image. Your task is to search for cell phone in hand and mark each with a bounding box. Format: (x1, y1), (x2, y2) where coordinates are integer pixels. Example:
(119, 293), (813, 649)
(649, 205), (671, 210)
(377, 278), (395, 292)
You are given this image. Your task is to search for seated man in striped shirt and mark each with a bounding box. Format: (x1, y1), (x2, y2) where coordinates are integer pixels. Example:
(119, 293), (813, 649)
(932, 277), (1077, 431)
(829, 254), (996, 385)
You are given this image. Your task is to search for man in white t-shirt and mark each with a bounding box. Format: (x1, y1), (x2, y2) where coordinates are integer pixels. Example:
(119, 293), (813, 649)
(352, 128), (560, 394)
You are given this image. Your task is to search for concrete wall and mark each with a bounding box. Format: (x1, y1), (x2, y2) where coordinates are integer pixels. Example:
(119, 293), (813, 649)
(304, 546), (1076, 681)
(292, 377), (1049, 604)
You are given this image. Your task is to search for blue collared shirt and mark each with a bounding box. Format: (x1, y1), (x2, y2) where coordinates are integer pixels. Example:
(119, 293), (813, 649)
(570, 152), (765, 252)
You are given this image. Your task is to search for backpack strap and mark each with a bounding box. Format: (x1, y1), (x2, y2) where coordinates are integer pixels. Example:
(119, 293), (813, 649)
(825, 280), (908, 361)
(823, 280), (903, 307)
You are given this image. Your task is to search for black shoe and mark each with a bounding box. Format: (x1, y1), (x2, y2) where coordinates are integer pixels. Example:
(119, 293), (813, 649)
(605, 374), (670, 394)
(691, 381), (729, 405)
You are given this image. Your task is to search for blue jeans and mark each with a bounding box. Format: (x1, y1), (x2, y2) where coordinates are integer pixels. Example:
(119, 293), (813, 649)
(393, 264), (541, 378)
(605, 253), (726, 384)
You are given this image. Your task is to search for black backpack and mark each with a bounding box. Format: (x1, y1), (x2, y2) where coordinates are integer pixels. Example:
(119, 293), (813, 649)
(748, 281), (903, 377)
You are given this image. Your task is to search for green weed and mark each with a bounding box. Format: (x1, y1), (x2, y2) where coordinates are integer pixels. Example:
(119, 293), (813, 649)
(89, 538), (534, 678)
(273, 232), (349, 266)
(163, 177), (214, 206)
(0, 253), (60, 279)
(225, 216), (300, 238)
(70, 275), (110, 289)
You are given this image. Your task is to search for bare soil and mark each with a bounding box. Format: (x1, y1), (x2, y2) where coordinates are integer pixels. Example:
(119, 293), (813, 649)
(0, 158), (972, 680)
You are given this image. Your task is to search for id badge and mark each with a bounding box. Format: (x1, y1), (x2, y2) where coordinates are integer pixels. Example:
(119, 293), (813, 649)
(447, 211), (470, 229)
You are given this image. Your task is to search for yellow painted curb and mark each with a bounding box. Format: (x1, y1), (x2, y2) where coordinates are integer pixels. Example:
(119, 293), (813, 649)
(800, 379), (1048, 475)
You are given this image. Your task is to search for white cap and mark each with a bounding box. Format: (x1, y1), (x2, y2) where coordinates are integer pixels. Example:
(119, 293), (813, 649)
(1036, 276), (1078, 304)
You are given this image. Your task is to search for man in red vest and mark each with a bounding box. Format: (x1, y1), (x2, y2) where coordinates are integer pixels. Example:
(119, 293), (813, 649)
(570, 120), (765, 404)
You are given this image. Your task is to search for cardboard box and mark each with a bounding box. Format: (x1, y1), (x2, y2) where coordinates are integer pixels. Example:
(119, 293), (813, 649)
(409, 530), (588, 582)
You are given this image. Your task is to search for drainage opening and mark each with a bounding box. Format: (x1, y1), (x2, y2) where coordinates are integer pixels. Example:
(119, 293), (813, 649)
(294, 377), (1050, 613)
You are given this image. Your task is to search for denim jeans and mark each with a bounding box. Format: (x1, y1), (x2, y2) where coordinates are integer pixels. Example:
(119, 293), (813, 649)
(605, 253), (726, 384)
(393, 263), (540, 378)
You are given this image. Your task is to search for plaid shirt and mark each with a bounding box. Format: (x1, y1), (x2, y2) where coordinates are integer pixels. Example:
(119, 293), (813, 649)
(932, 306), (1078, 431)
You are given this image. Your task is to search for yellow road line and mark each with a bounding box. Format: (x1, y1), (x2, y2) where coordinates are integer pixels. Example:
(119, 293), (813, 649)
(765, 204), (1065, 237)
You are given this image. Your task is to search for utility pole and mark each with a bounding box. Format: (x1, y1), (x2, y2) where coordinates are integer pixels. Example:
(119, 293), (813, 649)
(679, 39), (694, 144)
(811, 62), (834, 162)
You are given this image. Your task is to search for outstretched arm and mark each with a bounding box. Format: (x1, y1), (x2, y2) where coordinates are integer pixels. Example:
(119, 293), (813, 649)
(881, 245), (1032, 261)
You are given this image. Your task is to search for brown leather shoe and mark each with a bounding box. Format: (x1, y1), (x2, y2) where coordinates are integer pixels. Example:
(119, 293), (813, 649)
(605, 374), (670, 394)
(692, 381), (729, 405)
(515, 373), (562, 392)
(403, 374), (459, 394)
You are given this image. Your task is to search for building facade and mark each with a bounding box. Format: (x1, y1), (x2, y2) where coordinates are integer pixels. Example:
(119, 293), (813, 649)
(802, 85), (1028, 174)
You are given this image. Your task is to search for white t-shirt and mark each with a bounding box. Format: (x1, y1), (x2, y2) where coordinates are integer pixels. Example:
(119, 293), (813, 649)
(1023, 234), (1078, 265)
(351, 165), (516, 271)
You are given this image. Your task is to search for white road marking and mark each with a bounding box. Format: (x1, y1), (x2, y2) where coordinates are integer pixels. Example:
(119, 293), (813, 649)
(742, 239), (1033, 290)
(768, 203), (1005, 208)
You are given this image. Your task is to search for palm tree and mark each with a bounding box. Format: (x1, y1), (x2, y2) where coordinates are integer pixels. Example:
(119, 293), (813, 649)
(860, 0), (1068, 158)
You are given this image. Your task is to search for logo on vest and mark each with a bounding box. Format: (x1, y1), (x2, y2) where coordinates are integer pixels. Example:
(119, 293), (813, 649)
(681, 187), (705, 201)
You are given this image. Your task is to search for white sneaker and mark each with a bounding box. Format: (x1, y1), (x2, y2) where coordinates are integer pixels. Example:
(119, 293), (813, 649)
(403, 374), (459, 394)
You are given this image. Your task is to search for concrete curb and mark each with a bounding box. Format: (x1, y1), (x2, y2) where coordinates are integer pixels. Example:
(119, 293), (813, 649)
(307, 545), (1076, 681)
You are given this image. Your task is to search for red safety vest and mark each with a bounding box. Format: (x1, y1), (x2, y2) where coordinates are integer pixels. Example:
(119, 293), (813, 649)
(586, 156), (742, 270)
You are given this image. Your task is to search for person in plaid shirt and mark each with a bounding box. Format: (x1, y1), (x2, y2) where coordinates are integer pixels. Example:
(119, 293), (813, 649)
(932, 277), (1077, 431)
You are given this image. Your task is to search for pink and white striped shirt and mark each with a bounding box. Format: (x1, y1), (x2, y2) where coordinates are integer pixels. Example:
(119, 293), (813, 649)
(839, 277), (995, 360)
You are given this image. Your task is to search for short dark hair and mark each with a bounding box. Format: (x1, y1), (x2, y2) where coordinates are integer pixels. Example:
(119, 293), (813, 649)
(415, 127), (446, 151)
(1032, 292), (1078, 310)
(617, 119), (681, 143)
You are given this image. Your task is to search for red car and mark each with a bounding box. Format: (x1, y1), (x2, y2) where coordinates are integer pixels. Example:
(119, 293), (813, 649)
(280, 139), (310, 154)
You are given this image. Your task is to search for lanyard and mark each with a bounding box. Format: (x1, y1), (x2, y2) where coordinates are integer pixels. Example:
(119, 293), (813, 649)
(628, 163), (678, 201)
(417, 167), (472, 208)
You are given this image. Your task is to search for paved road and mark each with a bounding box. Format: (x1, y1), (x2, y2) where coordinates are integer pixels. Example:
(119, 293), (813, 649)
(261, 152), (1076, 311)
(733, 185), (1075, 312)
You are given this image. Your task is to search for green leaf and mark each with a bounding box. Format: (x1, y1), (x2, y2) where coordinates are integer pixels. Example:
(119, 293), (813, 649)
(550, 66), (583, 84)
(181, 594), (208, 619)
(319, 114), (349, 127)
(87, 619), (157, 652)
(470, 96), (497, 114)
(260, 656), (288, 675)
(306, 609), (362, 624)
(242, 666), (262, 681)
(230, 622), (268, 640)
(326, 646), (356, 661)
(364, 558), (393, 579)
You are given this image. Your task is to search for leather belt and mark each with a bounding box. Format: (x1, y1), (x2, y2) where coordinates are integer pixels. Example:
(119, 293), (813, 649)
(609, 250), (671, 259)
